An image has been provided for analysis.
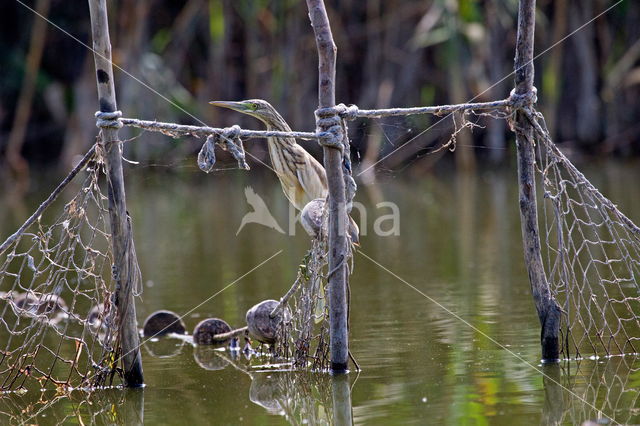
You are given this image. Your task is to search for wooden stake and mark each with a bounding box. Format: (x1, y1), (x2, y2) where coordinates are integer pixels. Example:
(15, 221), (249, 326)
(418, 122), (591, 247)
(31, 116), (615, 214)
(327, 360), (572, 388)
(305, 0), (349, 372)
(513, 0), (562, 361)
(88, 0), (144, 386)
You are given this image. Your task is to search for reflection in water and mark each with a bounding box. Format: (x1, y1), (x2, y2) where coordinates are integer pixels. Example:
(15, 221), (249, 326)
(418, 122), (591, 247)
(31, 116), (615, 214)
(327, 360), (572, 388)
(249, 369), (353, 425)
(542, 357), (640, 425)
(212, 349), (354, 424)
(144, 336), (187, 358)
(193, 346), (230, 371)
(2, 162), (640, 423)
(0, 388), (144, 425)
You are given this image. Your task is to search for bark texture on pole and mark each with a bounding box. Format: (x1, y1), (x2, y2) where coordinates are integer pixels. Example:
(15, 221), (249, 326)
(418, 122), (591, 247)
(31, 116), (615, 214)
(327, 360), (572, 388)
(513, 0), (562, 361)
(88, 0), (144, 386)
(305, 0), (349, 372)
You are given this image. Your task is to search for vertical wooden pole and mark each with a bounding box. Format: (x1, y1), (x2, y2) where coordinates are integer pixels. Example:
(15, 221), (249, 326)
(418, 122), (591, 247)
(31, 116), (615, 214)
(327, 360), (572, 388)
(88, 0), (144, 386)
(305, 0), (349, 372)
(513, 0), (562, 361)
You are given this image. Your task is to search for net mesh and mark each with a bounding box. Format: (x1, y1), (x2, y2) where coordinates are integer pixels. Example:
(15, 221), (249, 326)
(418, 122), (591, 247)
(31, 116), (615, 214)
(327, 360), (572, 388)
(533, 112), (640, 359)
(544, 357), (640, 424)
(249, 370), (334, 423)
(274, 234), (337, 371)
(0, 146), (123, 394)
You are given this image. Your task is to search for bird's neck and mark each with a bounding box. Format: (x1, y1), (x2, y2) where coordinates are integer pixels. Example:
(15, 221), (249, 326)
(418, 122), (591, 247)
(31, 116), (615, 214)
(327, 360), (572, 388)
(265, 120), (296, 148)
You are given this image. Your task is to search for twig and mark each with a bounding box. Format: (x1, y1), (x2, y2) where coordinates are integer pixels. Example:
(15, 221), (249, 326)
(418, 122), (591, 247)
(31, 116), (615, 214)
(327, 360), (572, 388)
(211, 326), (248, 342)
(271, 274), (304, 319)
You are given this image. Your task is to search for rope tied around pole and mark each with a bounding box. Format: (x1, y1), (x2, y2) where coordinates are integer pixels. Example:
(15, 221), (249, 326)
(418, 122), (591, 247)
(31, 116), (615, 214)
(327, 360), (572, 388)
(507, 86), (538, 135)
(315, 106), (346, 151)
(508, 86), (538, 111)
(95, 110), (123, 129)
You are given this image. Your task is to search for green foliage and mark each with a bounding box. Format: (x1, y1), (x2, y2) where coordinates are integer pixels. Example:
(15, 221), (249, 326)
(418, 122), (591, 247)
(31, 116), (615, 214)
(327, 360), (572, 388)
(151, 28), (172, 53)
(542, 66), (558, 101)
(209, 0), (225, 41)
(457, 0), (482, 23)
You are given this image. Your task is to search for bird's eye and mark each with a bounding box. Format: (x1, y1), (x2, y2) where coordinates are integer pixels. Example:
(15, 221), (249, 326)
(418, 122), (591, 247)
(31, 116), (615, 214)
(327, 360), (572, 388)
(251, 103), (259, 110)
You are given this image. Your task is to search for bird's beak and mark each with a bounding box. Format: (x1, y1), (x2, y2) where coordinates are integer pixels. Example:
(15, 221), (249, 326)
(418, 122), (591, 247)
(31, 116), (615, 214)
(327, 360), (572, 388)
(209, 100), (250, 113)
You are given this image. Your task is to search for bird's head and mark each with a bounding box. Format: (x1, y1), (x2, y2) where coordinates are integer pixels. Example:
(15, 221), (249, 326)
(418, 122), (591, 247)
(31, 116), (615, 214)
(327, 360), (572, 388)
(209, 99), (282, 127)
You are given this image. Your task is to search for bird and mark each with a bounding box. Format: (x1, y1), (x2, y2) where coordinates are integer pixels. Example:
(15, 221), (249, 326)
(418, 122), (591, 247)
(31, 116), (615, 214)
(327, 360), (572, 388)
(210, 99), (359, 244)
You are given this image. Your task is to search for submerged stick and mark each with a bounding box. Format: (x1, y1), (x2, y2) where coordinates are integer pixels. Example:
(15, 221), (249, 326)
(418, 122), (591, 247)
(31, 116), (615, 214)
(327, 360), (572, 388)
(512, 0), (561, 361)
(88, 0), (144, 386)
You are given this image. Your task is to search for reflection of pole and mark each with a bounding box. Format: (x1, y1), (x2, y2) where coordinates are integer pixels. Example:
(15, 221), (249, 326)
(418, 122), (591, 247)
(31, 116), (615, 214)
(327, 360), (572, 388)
(123, 388), (145, 425)
(513, 0), (561, 361)
(331, 374), (353, 426)
(541, 364), (564, 425)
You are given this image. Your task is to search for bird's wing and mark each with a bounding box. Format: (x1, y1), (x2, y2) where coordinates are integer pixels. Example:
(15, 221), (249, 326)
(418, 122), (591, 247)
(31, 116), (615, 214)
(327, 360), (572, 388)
(295, 152), (328, 201)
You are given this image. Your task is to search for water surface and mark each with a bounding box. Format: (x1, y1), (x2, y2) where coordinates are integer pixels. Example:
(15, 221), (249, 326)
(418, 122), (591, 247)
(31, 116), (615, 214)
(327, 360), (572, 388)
(2, 159), (640, 425)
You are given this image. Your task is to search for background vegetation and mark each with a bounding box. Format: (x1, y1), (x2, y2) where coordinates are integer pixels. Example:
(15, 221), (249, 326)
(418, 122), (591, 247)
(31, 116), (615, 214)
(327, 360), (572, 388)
(1, 0), (639, 181)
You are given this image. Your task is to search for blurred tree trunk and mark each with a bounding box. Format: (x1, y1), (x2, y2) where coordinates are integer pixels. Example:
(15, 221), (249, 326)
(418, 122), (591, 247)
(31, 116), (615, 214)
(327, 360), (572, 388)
(559, 0), (602, 146)
(222, 1), (246, 100)
(543, 0), (568, 138)
(60, 56), (95, 171)
(484, 0), (507, 163)
(118, 0), (152, 159)
(571, 0), (601, 145)
(447, 7), (475, 172)
(5, 0), (50, 187)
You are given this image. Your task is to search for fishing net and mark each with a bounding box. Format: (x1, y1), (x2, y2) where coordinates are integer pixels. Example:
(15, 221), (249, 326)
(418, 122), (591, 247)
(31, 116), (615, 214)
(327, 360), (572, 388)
(274, 237), (332, 370)
(543, 357), (640, 424)
(531, 112), (640, 359)
(0, 144), (127, 394)
(248, 370), (334, 423)
(0, 388), (132, 425)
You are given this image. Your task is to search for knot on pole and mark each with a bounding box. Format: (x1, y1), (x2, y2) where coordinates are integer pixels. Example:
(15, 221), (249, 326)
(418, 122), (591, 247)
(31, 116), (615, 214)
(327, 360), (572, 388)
(315, 106), (345, 151)
(221, 124), (241, 139)
(509, 86), (538, 110)
(94, 110), (123, 129)
(316, 104), (359, 121)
